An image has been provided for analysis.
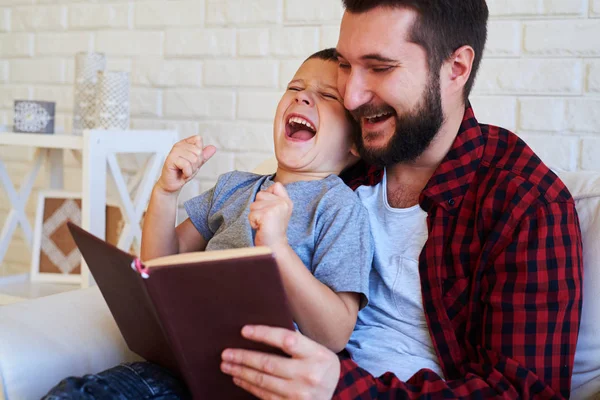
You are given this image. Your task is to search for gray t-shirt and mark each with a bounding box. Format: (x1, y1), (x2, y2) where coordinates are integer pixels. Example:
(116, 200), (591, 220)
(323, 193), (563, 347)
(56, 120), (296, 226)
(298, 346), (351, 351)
(184, 171), (373, 304)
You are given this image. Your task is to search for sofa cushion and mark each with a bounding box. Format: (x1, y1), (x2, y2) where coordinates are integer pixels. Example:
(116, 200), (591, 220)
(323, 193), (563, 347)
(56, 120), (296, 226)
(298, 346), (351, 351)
(0, 287), (141, 400)
(557, 171), (600, 399)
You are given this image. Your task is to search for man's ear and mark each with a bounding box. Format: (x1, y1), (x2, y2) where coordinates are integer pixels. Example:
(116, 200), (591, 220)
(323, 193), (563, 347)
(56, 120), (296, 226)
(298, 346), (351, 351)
(350, 143), (360, 158)
(443, 45), (475, 96)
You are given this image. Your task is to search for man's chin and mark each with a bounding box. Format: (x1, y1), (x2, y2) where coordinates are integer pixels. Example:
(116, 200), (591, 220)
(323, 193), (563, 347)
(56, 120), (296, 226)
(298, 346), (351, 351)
(362, 132), (391, 149)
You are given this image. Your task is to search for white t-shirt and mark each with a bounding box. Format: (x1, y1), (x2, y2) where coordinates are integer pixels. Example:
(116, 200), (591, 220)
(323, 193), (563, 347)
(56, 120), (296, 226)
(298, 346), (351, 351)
(347, 169), (444, 380)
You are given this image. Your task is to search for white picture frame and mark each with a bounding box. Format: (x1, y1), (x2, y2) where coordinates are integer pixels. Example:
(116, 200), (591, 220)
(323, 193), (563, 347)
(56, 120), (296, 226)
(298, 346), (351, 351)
(30, 190), (125, 284)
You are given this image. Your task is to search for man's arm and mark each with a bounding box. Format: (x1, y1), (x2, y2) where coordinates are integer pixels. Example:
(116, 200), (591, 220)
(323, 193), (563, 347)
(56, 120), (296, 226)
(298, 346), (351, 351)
(222, 201), (583, 399)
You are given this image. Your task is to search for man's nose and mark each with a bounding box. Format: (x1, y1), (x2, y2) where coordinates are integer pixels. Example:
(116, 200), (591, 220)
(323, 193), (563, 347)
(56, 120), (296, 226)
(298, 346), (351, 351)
(343, 71), (371, 111)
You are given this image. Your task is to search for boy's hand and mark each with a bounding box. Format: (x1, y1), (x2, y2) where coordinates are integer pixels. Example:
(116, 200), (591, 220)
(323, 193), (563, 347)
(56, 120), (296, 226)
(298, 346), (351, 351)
(249, 182), (293, 250)
(156, 135), (216, 195)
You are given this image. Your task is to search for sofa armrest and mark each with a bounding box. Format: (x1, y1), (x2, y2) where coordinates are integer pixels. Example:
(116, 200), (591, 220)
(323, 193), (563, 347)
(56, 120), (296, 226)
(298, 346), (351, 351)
(0, 287), (141, 400)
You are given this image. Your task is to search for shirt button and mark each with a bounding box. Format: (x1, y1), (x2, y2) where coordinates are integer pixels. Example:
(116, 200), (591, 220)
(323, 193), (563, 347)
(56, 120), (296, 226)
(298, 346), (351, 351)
(448, 199), (455, 206)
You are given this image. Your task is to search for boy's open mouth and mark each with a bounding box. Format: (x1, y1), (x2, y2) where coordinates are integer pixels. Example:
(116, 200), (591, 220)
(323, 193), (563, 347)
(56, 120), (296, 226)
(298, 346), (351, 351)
(285, 114), (317, 141)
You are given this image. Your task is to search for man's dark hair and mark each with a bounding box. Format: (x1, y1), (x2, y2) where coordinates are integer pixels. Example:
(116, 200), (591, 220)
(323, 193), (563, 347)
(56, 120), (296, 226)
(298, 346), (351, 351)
(341, 0), (488, 100)
(304, 48), (338, 63)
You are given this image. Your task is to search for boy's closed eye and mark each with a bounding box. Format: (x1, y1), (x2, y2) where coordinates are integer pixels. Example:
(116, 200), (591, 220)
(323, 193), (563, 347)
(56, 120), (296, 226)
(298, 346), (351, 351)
(287, 86), (341, 102)
(321, 92), (339, 100)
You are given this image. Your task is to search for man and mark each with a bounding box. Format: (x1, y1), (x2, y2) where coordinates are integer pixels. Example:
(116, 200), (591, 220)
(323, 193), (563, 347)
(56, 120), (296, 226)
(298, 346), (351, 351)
(219, 1), (583, 399)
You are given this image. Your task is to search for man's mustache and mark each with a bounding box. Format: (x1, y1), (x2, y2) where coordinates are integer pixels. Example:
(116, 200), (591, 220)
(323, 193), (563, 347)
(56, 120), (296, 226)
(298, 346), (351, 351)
(350, 104), (396, 120)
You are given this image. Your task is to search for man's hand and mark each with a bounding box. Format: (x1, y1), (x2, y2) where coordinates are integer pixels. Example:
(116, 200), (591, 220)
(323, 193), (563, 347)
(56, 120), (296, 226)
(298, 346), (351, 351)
(221, 325), (340, 400)
(249, 183), (293, 249)
(156, 135), (216, 195)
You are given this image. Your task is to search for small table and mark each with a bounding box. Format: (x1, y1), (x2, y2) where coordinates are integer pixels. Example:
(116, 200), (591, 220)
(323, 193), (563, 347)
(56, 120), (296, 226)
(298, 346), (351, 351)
(0, 130), (178, 287)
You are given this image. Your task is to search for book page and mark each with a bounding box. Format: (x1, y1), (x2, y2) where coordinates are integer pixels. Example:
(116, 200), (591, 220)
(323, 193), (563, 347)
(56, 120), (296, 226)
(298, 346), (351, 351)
(145, 246), (273, 268)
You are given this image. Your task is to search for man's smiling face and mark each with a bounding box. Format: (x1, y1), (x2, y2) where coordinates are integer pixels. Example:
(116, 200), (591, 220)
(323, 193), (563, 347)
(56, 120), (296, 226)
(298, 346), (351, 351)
(336, 6), (445, 167)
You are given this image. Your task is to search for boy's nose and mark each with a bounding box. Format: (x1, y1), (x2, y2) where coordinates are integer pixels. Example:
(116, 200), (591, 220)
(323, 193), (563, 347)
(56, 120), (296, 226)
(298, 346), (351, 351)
(294, 92), (313, 106)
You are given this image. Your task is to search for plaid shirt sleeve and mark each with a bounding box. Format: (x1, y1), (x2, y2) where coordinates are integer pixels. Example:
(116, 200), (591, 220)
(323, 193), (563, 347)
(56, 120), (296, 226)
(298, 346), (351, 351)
(333, 200), (583, 399)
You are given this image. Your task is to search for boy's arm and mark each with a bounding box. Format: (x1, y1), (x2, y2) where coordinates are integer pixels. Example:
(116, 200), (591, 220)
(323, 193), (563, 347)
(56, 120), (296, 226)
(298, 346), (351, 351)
(140, 135), (215, 261)
(141, 187), (207, 261)
(272, 244), (360, 353)
(249, 183), (365, 352)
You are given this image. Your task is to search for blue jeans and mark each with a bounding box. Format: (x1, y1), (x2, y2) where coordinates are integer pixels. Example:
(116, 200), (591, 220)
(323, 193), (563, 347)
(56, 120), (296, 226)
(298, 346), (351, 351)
(42, 362), (190, 400)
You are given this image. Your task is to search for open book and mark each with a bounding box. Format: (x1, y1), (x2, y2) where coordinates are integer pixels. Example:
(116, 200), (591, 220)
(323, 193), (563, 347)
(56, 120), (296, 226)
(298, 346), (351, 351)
(67, 222), (295, 399)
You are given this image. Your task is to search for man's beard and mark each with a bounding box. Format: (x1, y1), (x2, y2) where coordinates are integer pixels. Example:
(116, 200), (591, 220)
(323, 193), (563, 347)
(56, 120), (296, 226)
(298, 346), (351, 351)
(351, 76), (444, 168)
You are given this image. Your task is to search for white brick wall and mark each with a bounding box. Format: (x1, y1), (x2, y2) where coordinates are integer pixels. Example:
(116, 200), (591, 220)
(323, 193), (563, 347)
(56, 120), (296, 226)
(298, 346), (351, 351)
(69, 4), (130, 30)
(165, 28), (235, 57)
(485, 21), (521, 57)
(524, 21), (600, 55)
(0, 86), (31, 109)
(135, 1), (204, 28)
(35, 32), (92, 56)
(207, 0), (283, 25)
(204, 59), (278, 87)
(474, 59), (583, 95)
(130, 87), (163, 118)
(237, 28), (270, 56)
(588, 60), (600, 92)
(237, 91), (281, 121)
(164, 89), (235, 119)
(12, 5), (67, 32)
(33, 86), (72, 112)
(1, 0), (599, 273)
(10, 59), (66, 83)
(270, 27), (319, 57)
(0, 61), (8, 82)
(285, 0), (343, 22)
(132, 58), (202, 87)
(0, 33), (32, 57)
(0, 9), (9, 32)
(96, 31), (164, 56)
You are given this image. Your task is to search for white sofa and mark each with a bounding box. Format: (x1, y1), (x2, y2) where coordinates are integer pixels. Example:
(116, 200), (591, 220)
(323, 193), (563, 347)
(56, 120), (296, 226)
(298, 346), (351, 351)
(0, 168), (599, 400)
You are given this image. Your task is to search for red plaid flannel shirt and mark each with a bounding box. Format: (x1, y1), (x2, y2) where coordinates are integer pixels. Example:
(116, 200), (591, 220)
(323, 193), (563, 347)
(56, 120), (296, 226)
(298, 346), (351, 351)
(336, 105), (583, 399)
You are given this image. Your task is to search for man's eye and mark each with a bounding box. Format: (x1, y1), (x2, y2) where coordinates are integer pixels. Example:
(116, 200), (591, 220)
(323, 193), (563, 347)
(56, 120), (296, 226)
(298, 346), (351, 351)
(288, 87), (301, 91)
(322, 93), (338, 100)
(372, 66), (393, 73)
(338, 63), (351, 70)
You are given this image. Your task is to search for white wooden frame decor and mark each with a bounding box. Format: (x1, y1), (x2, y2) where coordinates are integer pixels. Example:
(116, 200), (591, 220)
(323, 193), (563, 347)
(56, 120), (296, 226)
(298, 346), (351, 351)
(30, 190), (82, 284)
(0, 129), (179, 287)
(30, 190), (127, 283)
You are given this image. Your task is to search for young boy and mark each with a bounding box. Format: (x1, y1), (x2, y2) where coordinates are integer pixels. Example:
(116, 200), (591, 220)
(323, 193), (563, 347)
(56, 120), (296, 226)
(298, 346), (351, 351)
(141, 48), (373, 353)
(43, 48), (372, 400)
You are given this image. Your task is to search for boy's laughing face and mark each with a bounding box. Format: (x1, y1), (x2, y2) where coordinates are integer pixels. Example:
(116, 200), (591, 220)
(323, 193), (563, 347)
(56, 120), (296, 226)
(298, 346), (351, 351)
(273, 58), (358, 175)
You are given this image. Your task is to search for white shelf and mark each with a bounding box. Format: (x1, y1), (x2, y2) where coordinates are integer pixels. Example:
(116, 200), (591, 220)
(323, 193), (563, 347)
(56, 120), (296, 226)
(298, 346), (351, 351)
(0, 132), (83, 150)
(0, 129), (179, 288)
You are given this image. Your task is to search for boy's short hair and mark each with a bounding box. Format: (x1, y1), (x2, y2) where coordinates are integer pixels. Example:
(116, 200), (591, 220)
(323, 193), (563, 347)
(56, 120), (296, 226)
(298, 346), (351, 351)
(304, 48), (338, 63)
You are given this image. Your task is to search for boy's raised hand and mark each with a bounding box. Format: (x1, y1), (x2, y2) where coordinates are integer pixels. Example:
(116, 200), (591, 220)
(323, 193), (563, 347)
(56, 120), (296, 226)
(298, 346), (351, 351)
(157, 135), (216, 195)
(249, 182), (293, 250)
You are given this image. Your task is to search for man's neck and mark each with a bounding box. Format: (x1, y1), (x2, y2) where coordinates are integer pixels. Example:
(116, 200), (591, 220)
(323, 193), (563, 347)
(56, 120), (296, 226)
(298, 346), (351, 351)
(386, 102), (465, 208)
